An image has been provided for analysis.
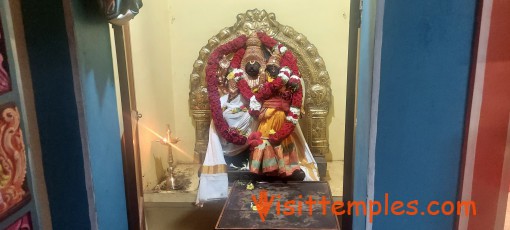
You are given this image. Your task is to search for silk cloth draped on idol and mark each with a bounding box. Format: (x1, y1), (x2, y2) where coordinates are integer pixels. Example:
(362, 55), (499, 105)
(196, 32), (318, 203)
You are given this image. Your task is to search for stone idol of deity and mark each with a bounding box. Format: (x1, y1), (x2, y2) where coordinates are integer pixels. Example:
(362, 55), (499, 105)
(196, 32), (318, 204)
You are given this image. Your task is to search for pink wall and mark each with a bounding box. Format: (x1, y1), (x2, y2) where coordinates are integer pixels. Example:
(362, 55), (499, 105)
(463, 0), (510, 228)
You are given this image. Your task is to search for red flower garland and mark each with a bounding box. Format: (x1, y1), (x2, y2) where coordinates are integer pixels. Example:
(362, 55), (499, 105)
(259, 34), (301, 144)
(247, 131), (263, 150)
(280, 51), (300, 76)
(231, 48), (245, 69)
(206, 35), (248, 145)
(268, 122), (296, 145)
(236, 75), (285, 101)
(291, 82), (303, 108)
(206, 32), (305, 145)
(237, 78), (254, 99)
(257, 32), (278, 48)
(242, 32), (303, 144)
(258, 31), (300, 76)
(268, 81), (303, 145)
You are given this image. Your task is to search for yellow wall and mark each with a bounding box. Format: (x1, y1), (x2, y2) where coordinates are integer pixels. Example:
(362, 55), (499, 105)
(130, 0), (350, 189)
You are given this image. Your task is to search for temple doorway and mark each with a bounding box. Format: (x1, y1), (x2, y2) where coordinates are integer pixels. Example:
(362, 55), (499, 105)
(111, 1), (362, 229)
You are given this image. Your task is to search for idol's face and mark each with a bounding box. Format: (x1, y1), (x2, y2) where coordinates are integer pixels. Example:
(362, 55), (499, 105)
(245, 61), (261, 77)
(266, 64), (280, 77)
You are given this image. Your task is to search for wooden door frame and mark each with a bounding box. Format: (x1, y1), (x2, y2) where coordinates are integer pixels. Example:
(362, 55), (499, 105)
(113, 24), (145, 230)
(455, 0), (484, 228)
(114, 3), (364, 229)
(342, 0), (361, 229)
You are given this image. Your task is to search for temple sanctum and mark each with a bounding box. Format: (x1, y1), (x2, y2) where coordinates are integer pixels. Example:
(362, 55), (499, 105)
(0, 0), (507, 229)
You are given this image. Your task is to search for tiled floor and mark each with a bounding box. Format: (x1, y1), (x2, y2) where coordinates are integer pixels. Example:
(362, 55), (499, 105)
(325, 160), (344, 197)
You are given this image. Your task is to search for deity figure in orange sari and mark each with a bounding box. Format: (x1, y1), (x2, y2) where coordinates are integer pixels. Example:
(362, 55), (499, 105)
(248, 46), (318, 181)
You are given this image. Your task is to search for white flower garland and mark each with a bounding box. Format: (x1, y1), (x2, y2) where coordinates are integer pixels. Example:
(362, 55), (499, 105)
(249, 95), (262, 111)
(290, 106), (300, 115)
(273, 43), (288, 55)
(285, 106), (301, 125)
(278, 67), (292, 84)
(229, 68), (245, 82)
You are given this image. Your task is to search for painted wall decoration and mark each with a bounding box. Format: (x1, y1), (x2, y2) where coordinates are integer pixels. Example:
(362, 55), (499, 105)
(6, 212), (32, 230)
(0, 17), (12, 94)
(0, 104), (29, 220)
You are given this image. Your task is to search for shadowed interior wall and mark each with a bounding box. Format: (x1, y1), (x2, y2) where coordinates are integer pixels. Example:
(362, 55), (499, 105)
(373, 0), (477, 229)
(21, 0), (91, 228)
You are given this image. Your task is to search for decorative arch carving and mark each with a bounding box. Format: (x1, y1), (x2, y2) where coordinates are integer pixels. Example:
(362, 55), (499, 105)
(189, 9), (331, 162)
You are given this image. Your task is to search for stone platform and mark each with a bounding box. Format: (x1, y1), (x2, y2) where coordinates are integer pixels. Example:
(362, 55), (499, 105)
(216, 181), (340, 230)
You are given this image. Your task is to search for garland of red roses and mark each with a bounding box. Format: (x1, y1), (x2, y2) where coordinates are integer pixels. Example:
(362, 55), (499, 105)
(235, 32), (304, 145)
(206, 32), (304, 145)
(231, 48), (245, 69)
(258, 32), (300, 75)
(205, 35), (248, 145)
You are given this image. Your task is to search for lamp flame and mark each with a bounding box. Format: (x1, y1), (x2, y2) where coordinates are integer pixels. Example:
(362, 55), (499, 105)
(139, 123), (193, 161)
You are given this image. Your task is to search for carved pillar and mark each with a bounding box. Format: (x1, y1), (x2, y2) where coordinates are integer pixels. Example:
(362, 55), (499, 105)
(307, 109), (329, 157)
(305, 82), (331, 157)
(192, 110), (210, 163)
(305, 83), (330, 178)
(190, 83), (210, 163)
